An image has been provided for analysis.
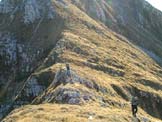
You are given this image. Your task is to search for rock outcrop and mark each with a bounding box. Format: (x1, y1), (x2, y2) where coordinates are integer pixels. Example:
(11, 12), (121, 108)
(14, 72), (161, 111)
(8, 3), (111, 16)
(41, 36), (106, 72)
(0, 0), (55, 24)
(0, 0), (162, 121)
(33, 69), (97, 104)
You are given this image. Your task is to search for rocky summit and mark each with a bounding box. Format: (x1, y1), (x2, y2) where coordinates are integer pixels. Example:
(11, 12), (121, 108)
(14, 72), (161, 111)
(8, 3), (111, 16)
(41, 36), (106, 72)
(0, 0), (162, 122)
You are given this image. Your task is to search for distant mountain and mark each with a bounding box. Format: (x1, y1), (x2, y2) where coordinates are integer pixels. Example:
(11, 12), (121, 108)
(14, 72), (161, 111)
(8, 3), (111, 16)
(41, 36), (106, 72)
(0, 0), (162, 122)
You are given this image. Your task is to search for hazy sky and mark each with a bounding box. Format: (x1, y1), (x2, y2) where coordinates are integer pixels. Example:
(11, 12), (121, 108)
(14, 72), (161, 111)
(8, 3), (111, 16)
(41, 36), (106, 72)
(146, 0), (162, 11)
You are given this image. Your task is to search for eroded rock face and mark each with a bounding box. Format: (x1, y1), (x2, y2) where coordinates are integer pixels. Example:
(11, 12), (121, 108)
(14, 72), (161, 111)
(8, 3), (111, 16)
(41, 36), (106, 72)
(0, 1), (62, 118)
(0, 104), (11, 120)
(0, 32), (46, 83)
(0, 32), (17, 66)
(51, 69), (96, 89)
(0, 0), (13, 14)
(31, 69), (101, 105)
(34, 84), (95, 105)
(23, 77), (45, 98)
(0, 31), (54, 119)
(23, 0), (55, 24)
(0, 33), (18, 97)
(0, 0), (55, 24)
(41, 86), (91, 104)
(0, 32), (32, 72)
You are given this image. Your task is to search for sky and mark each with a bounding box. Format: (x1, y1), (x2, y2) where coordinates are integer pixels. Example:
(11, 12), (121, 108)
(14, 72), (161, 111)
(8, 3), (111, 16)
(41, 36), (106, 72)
(146, 0), (162, 11)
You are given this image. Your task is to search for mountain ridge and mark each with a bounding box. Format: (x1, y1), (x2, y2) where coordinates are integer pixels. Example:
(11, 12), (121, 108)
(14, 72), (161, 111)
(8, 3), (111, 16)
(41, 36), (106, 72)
(70, 0), (162, 65)
(0, 0), (162, 122)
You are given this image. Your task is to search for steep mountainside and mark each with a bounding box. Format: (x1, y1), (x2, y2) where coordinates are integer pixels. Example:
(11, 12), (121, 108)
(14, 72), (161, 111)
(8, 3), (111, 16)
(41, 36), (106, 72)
(71, 0), (162, 65)
(0, 0), (162, 122)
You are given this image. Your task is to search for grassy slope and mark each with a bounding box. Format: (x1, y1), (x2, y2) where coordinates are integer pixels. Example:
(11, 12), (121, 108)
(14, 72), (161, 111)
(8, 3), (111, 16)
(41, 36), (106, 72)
(70, 0), (162, 65)
(2, 0), (162, 122)
(2, 103), (162, 122)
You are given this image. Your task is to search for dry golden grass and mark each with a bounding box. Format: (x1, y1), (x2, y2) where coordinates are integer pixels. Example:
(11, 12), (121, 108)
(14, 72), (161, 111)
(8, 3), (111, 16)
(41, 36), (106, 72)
(3, 1), (162, 122)
(3, 103), (162, 122)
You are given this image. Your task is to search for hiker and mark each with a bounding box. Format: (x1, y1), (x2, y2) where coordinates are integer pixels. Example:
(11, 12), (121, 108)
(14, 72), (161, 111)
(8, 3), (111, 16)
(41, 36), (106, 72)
(66, 63), (72, 79)
(131, 96), (139, 117)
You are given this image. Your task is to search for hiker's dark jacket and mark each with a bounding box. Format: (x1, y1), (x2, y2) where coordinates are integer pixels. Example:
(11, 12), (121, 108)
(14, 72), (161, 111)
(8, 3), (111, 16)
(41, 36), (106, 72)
(131, 97), (139, 106)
